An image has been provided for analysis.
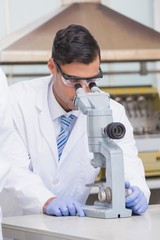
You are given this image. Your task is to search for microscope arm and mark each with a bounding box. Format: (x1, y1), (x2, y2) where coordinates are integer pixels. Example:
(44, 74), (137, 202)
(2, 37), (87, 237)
(74, 83), (132, 218)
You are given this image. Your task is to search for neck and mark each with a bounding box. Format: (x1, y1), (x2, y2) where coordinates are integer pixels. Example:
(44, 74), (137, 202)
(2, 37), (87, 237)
(52, 87), (73, 112)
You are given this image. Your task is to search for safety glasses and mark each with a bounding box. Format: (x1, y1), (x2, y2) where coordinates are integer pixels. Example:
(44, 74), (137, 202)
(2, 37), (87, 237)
(54, 60), (103, 87)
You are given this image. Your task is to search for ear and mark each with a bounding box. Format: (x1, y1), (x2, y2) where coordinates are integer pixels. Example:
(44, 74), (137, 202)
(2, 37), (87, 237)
(48, 58), (55, 74)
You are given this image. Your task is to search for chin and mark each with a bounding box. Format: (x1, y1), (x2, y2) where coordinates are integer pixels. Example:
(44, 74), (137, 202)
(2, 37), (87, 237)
(67, 104), (75, 111)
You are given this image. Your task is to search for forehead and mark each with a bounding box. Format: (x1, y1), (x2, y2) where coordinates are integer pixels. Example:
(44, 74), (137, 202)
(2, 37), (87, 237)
(60, 57), (100, 78)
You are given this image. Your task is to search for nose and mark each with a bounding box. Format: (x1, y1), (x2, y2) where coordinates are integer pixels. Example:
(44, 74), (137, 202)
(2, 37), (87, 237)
(80, 81), (90, 92)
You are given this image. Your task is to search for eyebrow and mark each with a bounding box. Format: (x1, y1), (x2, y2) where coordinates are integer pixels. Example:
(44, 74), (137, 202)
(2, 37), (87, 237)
(54, 61), (103, 80)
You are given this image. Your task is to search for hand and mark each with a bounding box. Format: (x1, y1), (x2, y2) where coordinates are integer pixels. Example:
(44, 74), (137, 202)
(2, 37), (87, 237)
(45, 197), (85, 217)
(125, 181), (148, 215)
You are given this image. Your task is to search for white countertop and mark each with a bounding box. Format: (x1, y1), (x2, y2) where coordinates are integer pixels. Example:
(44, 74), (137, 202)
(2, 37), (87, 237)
(146, 177), (160, 189)
(2, 205), (160, 240)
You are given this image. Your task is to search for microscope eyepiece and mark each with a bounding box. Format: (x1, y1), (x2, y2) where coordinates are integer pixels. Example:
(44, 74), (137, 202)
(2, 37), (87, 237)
(74, 83), (82, 90)
(104, 122), (126, 139)
(89, 82), (101, 93)
(89, 82), (97, 89)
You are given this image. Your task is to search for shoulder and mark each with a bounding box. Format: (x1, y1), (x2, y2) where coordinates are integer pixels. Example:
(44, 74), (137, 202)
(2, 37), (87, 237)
(100, 90), (125, 113)
(9, 75), (52, 92)
(9, 75), (52, 100)
(110, 98), (125, 111)
(109, 98), (127, 122)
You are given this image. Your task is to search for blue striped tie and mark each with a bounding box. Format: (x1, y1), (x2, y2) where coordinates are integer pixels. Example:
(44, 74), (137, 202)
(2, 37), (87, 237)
(57, 114), (75, 160)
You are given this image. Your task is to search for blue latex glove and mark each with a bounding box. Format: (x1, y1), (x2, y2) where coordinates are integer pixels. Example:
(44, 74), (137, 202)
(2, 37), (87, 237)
(45, 197), (85, 217)
(125, 181), (148, 215)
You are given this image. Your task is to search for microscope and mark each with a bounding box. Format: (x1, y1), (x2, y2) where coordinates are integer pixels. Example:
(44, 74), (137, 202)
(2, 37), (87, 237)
(74, 83), (132, 219)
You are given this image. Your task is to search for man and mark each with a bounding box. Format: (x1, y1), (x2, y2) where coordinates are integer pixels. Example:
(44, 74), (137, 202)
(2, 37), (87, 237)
(0, 68), (13, 239)
(5, 24), (150, 217)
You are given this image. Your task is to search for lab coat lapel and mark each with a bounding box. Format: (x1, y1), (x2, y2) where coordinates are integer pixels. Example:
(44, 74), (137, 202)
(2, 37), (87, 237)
(35, 76), (58, 161)
(39, 111), (58, 160)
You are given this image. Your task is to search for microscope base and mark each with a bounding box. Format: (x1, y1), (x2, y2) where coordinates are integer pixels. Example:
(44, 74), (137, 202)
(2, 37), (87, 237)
(83, 203), (132, 219)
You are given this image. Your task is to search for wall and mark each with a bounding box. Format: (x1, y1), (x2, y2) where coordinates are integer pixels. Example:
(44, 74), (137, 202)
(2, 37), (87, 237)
(0, 0), (61, 38)
(104, 0), (153, 28)
(100, 0), (155, 87)
(153, 0), (160, 93)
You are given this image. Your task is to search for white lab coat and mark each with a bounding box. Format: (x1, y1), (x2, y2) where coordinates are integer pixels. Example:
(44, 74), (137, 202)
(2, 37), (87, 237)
(2, 75), (150, 216)
(0, 69), (12, 191)
(0, 68), (13, 240)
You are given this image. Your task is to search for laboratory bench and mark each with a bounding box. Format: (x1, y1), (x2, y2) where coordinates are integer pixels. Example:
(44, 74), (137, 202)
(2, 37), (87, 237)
(2, 205), (160, 240)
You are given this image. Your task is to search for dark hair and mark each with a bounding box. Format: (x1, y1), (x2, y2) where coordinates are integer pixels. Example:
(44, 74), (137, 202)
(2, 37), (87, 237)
(52, 24), (101, 65)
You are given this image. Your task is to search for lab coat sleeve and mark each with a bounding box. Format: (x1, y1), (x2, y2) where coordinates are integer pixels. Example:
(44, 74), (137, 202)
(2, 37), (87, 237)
(4, 131), (55, 214)
(0, 69), (12, 192)
(4, 88), (55, 214)
(111, 99), (150, 203)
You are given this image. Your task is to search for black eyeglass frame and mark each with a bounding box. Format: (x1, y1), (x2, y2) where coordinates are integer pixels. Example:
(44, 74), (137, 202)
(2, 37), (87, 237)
(54, 60), (103, 81)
